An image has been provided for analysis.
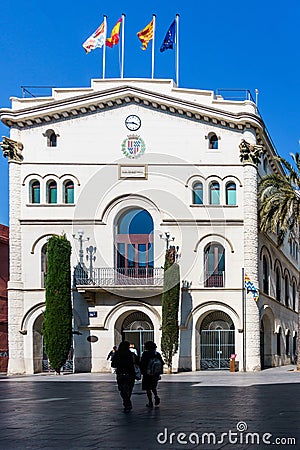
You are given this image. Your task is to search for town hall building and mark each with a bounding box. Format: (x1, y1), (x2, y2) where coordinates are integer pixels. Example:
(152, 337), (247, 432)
(0, 78), (298, 374)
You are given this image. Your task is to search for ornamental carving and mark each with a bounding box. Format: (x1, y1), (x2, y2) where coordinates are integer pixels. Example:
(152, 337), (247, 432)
(239, 139), (264, 166)
(0, 136), (23, 162)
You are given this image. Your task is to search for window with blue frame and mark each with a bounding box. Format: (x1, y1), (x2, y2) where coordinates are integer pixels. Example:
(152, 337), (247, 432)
(192, 182), (203, 204)
(30, 180), (40, 204)
(64, 180), (74, 204)
(116, 209), (154, 271)
(225, 182), (236, 205)
(47, 180), (57, 204)
(208, 133), (218, 149)
(209, 181), (220, 205)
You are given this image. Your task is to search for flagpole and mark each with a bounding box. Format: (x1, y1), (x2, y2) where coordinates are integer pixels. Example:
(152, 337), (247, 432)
(175, 14), (179, 86)
(151, 14), (156, 79)
(103, 15), (107, 79)
(121, 13), (125, 78)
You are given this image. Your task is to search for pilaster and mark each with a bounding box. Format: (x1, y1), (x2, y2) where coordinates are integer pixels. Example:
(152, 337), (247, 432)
(240, 138), (264, 371)
(1, 137), (26, 374)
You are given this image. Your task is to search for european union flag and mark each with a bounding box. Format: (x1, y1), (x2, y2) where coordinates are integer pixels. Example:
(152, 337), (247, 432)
(160, 20), (176, 52)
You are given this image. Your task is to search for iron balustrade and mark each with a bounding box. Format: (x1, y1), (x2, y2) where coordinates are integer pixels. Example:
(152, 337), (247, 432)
(74, 267), (164, 286)
(204, 272), (224, 287)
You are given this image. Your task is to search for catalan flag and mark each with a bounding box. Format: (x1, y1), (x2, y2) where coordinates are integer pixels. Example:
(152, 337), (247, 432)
(137, 19), (154, 50)
(160, 20), (176, 52)
(106, 17), (122, 48)
(82, 21), (106, 53)
(245, 273), (259, 302)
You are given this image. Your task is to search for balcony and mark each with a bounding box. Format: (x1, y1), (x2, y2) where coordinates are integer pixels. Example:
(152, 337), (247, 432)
(74, 267), (164, 303)
(204, 272), (224, 288)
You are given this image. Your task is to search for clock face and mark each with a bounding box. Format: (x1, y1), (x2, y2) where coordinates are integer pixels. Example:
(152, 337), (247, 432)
(125, 115), (141, 131)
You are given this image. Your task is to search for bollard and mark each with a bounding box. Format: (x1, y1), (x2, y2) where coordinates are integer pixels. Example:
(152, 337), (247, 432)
(230, 354), (237, 372)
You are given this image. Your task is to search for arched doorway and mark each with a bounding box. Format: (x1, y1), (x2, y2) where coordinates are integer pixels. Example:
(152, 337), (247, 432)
(33, 314), (43, 373)
(122, 312), (154, 356)
(115, 209), (154, 278)
(261, 312), (273, 369)
(33, 313), (73, 373)
(200, 311), (235, 370)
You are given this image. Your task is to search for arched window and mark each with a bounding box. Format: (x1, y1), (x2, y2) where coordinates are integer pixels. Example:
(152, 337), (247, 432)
(225, 182), (236, 205)
(285, 275), (290, 307)
(208, 133), (218, 149)
(192, 182), (203, 205)
(275, 267), (281, 302)
(64, 180), (74, 204)
(47, 180), (57, 204)
(204, 243), (225, 287)
(115, 209), (154, 275)
(30, 180), (40, 204)
(276, 328), (282, 356)
(209, 181), (220, 205)
(41, 243), (47, 288)
(286, 330), (290, 356)
(44, 129), (58, 147)
(262, 255), (269, 295)
(292, 282), (296, 310)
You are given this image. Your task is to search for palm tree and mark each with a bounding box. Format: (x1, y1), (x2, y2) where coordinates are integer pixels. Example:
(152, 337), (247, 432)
(258, 152), (300, 370)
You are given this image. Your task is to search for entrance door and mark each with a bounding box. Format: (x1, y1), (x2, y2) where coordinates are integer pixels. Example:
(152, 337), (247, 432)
(123, 330), (154, 356)
(200, 311), (235, 370)
(122, 311), (154, 356)
(200, 329), (235, 369)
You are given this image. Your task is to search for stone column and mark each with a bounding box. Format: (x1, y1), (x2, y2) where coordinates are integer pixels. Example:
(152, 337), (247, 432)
(239, 137), (264, 371)
(1, 137), (25, 374)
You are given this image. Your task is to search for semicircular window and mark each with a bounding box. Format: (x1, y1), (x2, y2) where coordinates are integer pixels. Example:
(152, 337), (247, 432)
(116, 209), (154, 275)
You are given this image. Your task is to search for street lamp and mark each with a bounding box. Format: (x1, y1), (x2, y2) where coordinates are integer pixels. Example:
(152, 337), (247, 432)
(86, 245), (96, 279)
(159, 232), (175, 250)
(72, 230), (89, 266)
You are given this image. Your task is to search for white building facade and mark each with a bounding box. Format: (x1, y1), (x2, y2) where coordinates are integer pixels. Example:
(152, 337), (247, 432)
(0, 78), (298, 374)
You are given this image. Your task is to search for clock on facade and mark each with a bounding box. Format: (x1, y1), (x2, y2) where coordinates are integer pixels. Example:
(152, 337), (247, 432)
(125, 115), (141, 131)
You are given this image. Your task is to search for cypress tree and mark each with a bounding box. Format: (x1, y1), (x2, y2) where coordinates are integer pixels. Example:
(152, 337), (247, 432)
(161, 246), (180, 372)
(43, 235), (72, 374)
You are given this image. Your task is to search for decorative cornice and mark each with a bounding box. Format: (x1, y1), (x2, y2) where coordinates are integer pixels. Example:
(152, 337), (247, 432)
(0, 85), (264, 133)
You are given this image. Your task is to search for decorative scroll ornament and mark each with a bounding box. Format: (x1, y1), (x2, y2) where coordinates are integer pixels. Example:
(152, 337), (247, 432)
(121, 135), (145, 159)
(239, 139), (264, 166)
(0, 136), (23, 162)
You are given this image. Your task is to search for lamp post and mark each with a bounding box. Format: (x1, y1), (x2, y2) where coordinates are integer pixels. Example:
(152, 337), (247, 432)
(86, 245), (96, 280)
(159, 232), (175, 250)
(72, 230), (89, 266)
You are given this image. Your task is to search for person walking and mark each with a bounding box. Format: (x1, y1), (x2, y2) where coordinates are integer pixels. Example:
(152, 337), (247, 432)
(140, 341), (164, 408)
(111, 341), (139, 412)
(107, 345), (117, 373)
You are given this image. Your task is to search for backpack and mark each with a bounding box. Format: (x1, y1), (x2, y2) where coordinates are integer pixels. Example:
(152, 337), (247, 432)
(147, 353), (163, 376)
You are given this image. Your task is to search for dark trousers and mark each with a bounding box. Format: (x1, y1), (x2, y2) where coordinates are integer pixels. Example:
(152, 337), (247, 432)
(116, 374), (135, 408)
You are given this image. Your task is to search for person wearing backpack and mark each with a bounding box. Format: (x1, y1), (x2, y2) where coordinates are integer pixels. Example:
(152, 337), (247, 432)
(140, 341), (164, 408)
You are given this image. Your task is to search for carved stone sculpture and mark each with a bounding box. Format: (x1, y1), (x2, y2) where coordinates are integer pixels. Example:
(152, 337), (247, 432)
(0, 136), (23, 162)
(239, 139), (264, 166)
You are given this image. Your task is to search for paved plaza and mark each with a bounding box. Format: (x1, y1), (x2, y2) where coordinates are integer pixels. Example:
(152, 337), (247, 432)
(0, 366), (299, 449)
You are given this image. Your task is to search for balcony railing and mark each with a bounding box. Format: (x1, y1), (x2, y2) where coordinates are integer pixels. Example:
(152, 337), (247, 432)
(204, 272), (224, 288)
(74, 267), (164, 287)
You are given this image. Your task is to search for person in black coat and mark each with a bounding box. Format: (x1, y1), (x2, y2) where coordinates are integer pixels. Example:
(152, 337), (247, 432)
(140, 341), (164, 408)
(111, 340), (139, 412)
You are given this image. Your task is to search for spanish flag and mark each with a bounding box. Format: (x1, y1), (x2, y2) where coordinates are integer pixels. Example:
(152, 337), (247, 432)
(137, 19), (154, 50)
(106, 17), (122, 48)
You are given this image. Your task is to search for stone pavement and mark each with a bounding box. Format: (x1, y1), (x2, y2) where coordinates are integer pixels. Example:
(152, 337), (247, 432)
(0, 366), (299, 449)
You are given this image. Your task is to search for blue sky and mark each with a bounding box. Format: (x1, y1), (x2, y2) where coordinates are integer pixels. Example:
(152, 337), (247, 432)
(1, 0), (300, 226)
